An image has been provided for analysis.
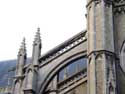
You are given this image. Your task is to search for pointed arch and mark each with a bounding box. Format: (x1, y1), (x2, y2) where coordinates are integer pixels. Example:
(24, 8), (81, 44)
(27, 68), (33, 73)
(38, 51), (87, 94)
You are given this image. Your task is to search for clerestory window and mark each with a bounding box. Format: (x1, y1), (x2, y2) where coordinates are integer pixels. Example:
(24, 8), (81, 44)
(58, 57), (87, 82)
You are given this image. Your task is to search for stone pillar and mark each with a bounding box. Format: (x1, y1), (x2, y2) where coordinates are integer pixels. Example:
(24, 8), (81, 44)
(86, 0), (117, 94)
(13, 38), (27, 94)
(114, 1), (125, 54)
(32, 27), (41, 67)
(24, 28), (41, 94)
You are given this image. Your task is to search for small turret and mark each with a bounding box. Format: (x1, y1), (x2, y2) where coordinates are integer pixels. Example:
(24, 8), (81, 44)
(13, 38), (27, 94)
(23, 28), (41, 94)
(32, 27), (41, 66)
(16, 38), (27, 76)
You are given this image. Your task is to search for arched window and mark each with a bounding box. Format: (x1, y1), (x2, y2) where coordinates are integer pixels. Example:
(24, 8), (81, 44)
(58, 57), (87, 82)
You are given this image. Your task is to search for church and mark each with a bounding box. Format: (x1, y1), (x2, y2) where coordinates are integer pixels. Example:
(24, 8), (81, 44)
(11, 0), (125, 94)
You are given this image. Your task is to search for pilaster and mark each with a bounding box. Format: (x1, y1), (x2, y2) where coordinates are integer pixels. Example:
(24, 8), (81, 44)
(86, 0), (117, 94)
(87, 51), (117, 94)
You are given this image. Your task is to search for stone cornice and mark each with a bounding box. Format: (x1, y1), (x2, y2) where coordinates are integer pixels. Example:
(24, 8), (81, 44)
(87, 50), (119, 60)
(39, 30), (87, 64)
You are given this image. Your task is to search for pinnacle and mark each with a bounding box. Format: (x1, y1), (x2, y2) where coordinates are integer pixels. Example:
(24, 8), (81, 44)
(18, 37), (26, 55)
(21, 37), (26, 49)
(34, 27), (41, 44)
(37, 27), (40, 33)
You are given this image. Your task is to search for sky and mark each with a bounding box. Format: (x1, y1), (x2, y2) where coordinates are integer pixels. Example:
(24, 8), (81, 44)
(0, 0), (87, 61)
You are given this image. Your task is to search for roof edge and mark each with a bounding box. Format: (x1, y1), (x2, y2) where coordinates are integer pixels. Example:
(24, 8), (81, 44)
(39, 30), (87, 63)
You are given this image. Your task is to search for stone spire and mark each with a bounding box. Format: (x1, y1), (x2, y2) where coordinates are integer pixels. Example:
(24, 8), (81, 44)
(13, 38), (27, 94)
(33, 27), (41, 45)
(23, 28), (41, 94)
(16, 38), (27, 76)
(32, 27), (41, 66)
(18, 38), (26, 57)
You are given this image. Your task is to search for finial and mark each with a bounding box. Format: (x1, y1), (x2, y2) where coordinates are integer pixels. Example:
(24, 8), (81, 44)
(18, 37), (26, 55)
(37, 27), (40, 32)
(23, 37), (25, 43)
(21, 37), (26, 49)
(34, 27), (41, 44)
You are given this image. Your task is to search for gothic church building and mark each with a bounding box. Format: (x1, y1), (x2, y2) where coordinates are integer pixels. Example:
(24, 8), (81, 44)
(12, 0), (125, 94)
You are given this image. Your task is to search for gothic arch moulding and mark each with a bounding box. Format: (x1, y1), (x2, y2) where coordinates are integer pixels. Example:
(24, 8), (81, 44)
(38, 51), (86, 94)
(120, 40), (125, 72)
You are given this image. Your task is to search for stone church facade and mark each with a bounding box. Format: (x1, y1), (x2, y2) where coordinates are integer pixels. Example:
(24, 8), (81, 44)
(11, 0), (125, 94)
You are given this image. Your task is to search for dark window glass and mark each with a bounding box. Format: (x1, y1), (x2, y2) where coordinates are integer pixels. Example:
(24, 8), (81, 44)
(59, 69), (64, 81)
(77, 58), (87, 71)
(58, 57), (87, 81)
(68, 61), (76, 76)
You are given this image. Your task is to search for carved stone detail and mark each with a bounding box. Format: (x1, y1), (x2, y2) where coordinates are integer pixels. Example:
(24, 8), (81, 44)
(106, 55), (116, 94)
(114, 0), (125, 15)
(114, 6), (125, 15)
(88, 51), (116, 94)
(114, 0), (125, 4)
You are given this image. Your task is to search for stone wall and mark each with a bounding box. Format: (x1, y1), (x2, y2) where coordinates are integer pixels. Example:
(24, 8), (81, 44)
(117, 65), (125, 94)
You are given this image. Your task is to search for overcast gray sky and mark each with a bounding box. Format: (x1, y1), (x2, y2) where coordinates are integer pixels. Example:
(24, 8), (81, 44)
(0, 0), (87, 61)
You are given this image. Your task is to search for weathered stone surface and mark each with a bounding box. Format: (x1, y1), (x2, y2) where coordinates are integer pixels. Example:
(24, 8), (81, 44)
(11, 0), (125, 94)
